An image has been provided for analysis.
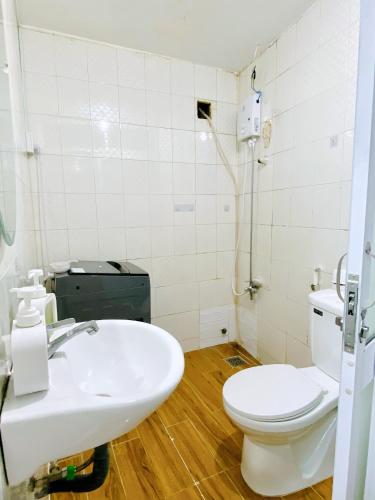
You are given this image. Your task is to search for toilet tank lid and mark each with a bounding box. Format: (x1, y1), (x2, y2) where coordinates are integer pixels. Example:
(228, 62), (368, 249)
(309, 289), (344, 316)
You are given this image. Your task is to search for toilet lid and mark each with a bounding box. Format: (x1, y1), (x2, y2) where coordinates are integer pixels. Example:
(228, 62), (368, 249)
(223, 364), (324, 422)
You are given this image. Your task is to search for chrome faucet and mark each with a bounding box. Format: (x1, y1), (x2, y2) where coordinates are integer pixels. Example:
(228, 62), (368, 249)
(47, 318), (99, 358)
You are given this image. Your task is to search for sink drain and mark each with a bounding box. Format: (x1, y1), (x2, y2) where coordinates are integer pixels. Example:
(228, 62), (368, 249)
(95, 393), (112, 398)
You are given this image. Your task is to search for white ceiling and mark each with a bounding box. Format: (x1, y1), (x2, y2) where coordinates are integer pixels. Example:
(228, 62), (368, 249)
(16, 0), (314, 72)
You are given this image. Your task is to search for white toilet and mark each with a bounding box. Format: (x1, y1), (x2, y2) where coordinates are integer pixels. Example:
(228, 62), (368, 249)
(223, 289), (344, 497)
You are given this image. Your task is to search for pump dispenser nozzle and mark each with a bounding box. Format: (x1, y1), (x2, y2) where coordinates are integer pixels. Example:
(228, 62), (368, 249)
(11, 287), (41, 327)
(27, 269), (47, 298)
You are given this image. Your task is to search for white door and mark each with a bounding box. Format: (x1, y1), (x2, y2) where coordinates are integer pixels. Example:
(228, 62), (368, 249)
(333, 1), (375, 499)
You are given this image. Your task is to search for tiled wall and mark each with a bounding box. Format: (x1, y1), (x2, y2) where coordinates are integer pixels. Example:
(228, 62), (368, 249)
(237, 0), (359, 364)
(21, 27), (238, 350)
(0, 0), (37, 497)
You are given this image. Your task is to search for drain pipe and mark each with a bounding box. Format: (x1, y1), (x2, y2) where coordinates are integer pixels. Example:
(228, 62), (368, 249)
(32, 444), (109, 498)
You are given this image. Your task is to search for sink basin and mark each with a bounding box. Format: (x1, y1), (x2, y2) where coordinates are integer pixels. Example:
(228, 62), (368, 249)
(1, 320), (184, 485)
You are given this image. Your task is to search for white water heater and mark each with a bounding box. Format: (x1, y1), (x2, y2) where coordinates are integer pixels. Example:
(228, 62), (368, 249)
(237, 93), (261, 142)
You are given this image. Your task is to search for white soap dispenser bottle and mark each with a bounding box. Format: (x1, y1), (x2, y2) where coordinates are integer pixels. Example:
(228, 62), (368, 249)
(28, 269), (57, 324)
(12, 287), (41, 328)
(11, 287), (49, 396)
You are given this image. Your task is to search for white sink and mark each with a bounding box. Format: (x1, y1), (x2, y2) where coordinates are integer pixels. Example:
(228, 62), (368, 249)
(1, 320), (184, 485)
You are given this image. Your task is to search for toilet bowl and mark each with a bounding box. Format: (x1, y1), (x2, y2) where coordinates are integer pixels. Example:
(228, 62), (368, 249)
(223, 289), (343, 497)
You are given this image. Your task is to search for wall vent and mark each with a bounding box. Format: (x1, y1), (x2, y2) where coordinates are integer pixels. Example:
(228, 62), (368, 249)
(197, 100), (211, 119)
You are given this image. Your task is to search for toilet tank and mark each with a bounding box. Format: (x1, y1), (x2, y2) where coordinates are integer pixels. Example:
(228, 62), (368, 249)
(309, 289), (344, 381)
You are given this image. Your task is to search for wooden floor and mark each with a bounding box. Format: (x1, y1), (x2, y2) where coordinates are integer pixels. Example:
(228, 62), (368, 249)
(52, 343), (332, 500)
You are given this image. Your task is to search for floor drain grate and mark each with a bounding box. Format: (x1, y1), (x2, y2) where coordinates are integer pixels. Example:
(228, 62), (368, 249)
(224, 355), (248, 367)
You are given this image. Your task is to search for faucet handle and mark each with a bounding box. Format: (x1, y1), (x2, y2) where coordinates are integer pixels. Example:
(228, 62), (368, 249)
(46, 318), (76, 336)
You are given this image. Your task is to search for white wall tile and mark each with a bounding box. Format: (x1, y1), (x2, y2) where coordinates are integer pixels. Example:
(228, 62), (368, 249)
(148, 127), (172, 162)
(312, 183), (341, 229)
(55, 36), (88, 80)
(66, 193), (97, 228)
(217, 70), (237, 104)
(29, 114), (61, 155)
(153, 311), (199, 342)
(196, 195), (216, 224)
(149, 162), (173, 194)
(98, 228), (126, 260)
(121, 124), (148, 160)
(171, 95), (195, 130)
(172, 130), (195, 163)
(197, 253), (216, 281)
(195, 131), (216, 164)
(274, 69), (295, 115)
(126, 227), (151, 259)
(60, 118), (93, 156)
(196, 164), (217, 194)
(145, 54), (170, 92)
(92, 121), (121, 158)
(271, 193), (290, 230)
(87, 43), (118, 84)
(151, 226), (174, 257)
(216, 102), (236, 134)
(171, 59), (194, 96)
(25, 73), (58, 114)
(94, 158), (123, 193)
(290, 186), (313, 227)
(146, 91), (171, 127)
(68, 228), (99, 260)
(194, 65), (216, 100)
(277, 24), (296, 75)
(217, 195), (235, 224)
(125, 194), (150, 227)
(21, 29), (55, 75)
(63, 156), (95, 193)
(45, 229), (69, 261)
(58, 78), (90, 118)
(196, 224), (216, 253)
(320, 0), (350, 45)
(119, 87), (146, 125)
(96, 193), (124, 228)
(118, 48), (145, 89)
(200, 279), (232, 309)
(296, 2), (320, 61)
(150, 195), (173, 226)
(36, 155), (64, 193)
(41, 193), (66, 230)
(217, 224), (235, 251)
(123, 159), (148, 194)
(286, 335), (312, 368)
(174, 225), (196, 255)
(173, 163), (195, 194)
(155, 283), (199, 316)
(90, 83), (119, 122)
(173, 195), (195, 226)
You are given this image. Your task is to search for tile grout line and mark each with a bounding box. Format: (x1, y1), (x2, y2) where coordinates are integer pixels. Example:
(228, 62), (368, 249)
(310, 485), (327, 500)
(160, 414), (207, 500)
(111, 436), (139, 447)
(109, 441), (128, 499)
(184, 415), (232, 475)
(222, 469), (247, 500)
(161, 417), (201, 489)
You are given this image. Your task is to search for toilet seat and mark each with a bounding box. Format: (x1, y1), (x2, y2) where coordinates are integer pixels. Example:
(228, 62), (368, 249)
(223, 364), (324, 422)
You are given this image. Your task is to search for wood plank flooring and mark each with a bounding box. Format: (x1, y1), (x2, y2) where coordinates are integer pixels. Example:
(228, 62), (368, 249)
(51, 342), (332, 499)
